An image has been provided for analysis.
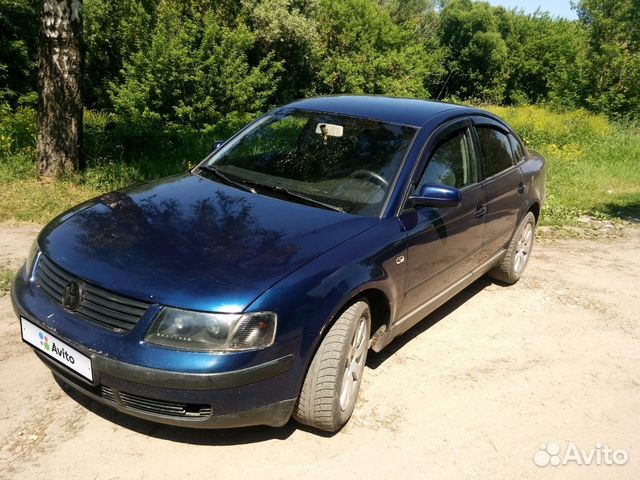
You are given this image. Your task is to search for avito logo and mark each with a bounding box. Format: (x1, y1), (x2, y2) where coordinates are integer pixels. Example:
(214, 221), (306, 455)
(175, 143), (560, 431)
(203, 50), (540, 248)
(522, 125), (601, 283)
(38, 331), (76, 364)
(38, 332), (50, 351)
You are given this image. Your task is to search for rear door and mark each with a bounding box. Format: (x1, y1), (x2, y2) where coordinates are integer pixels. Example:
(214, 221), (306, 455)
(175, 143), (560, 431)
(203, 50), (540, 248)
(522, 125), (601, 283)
(472, 117), (525, 259)
(397, 118), (486, 320)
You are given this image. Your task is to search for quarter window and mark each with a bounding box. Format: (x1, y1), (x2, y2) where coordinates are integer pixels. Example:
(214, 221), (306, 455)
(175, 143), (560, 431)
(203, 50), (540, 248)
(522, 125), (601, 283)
(476, 127), (514, 177)
(418, 128), (477, 190)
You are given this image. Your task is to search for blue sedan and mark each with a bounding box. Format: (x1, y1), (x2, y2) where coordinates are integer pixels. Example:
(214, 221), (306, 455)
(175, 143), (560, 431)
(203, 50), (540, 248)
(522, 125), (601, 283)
(12, 96), (546, 432)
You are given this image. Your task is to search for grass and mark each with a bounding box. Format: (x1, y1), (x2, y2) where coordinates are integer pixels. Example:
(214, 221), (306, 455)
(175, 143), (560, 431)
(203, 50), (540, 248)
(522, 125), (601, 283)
(0, 267), (14, 295)
(1, 104), (639, 226)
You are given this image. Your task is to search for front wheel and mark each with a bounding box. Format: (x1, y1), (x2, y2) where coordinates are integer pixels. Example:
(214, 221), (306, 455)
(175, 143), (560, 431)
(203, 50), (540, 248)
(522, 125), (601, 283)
(488, 211), (536, 284)
(293, 300), (371, 432)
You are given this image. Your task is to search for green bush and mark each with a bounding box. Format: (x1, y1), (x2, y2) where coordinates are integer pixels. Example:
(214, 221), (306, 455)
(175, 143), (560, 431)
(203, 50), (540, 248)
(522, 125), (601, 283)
(111, 1), (283, 130)
(0, 104), (37, 181)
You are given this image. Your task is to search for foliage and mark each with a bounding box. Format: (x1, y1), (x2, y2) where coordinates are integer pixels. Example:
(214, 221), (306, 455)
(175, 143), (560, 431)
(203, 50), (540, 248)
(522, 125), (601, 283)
(504, 13), (588, 107)
(241, 0), (321, 102)
(84, 0), (157, 109)
(0, 105), (214, 222)
(2, 0), (639, 122)
(2, 105), (639, 226)
(0, 0), (38, 106)
(576, 0), (640, 118)
(438, 0), (510, 103)
(0, 103), (37, 181)
(111, 0), (283, 129)
(313, 0), (442, 97)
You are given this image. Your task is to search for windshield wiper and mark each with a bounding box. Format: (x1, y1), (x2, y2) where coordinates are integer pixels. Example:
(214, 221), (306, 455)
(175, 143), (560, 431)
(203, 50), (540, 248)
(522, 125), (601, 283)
(241, 180), (345, 213)
(197, 165), (256, 194)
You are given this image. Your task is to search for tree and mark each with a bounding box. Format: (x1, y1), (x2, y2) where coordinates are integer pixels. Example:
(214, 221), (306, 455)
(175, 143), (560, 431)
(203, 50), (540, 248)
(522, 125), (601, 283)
(577, 0), (640, 117)
(37, 0), (84, 177)
(438, 0), (509, 103)
(112, 1), (283, 130)
(241, 0), (321, 102)
(314, 0), (440, 98)
(504, 12), (588, 107)
(83, 0), (156, 109)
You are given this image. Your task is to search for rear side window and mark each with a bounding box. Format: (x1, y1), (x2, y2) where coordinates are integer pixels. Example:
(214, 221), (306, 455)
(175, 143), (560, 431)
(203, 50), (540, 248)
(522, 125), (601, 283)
(418, 128), (477, 190)
(476, 127), (514, 177)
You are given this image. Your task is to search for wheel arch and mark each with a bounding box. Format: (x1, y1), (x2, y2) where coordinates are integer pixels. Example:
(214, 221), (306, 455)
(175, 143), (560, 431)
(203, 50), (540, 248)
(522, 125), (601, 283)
(317, 286), (392, 341)
(528, 201), (541, 224)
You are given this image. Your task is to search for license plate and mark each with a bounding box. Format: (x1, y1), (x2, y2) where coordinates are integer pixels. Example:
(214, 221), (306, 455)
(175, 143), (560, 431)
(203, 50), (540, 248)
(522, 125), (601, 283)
(21, 317), (93, 381)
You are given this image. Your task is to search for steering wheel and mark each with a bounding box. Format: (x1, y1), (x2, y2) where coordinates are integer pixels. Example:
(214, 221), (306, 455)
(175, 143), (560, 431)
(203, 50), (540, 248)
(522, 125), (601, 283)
(349, 169), (389, 189)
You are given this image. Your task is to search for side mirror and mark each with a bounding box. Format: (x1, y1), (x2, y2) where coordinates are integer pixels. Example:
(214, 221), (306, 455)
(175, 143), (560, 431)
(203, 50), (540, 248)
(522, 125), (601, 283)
(408, 183), (461, 208)
(212, 140), (225, 152)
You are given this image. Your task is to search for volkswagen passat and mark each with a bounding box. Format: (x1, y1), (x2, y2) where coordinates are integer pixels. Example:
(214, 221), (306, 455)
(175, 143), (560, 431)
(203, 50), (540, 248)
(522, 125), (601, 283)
(12, 96), (546, 432)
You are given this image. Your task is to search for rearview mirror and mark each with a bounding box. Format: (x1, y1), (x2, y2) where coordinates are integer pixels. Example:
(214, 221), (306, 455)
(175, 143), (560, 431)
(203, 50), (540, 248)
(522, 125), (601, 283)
(212, 140), (225, 152)
(408, 183), (461, 208)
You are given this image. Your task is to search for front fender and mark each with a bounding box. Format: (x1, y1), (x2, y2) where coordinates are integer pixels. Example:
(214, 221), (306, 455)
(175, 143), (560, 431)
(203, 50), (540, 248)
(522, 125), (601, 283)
(246, 217), (408, 365)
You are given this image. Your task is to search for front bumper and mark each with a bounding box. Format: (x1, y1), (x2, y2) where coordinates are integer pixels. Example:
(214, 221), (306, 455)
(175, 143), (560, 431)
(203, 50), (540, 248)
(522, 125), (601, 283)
(11, 270), (301, 428)
(40, 352), (296, 428)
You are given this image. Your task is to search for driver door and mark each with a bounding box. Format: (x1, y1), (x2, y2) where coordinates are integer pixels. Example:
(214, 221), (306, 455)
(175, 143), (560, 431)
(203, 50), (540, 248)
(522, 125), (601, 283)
(397, 119), (486, 321)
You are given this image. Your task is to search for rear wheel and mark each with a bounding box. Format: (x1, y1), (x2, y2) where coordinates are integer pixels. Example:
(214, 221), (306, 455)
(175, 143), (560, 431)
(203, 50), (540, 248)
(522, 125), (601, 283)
(488, 211), (536, 284)
(293, 300), (371, 432)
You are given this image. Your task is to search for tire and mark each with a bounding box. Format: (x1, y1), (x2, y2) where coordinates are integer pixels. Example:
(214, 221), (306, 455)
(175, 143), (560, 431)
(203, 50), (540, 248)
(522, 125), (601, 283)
(488, 211), (536, 284)
(293, 300), (371, 432)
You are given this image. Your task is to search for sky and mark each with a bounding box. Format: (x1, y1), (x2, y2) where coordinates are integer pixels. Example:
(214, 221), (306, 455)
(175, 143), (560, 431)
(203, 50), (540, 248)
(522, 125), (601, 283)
(485, 0), (578, 19)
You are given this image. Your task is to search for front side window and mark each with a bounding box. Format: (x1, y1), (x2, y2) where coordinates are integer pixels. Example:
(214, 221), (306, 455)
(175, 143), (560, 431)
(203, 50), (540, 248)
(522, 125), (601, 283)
(418, 128), (477, 190)
(476, 126), (514, 177)
(204, 111), (416, 215)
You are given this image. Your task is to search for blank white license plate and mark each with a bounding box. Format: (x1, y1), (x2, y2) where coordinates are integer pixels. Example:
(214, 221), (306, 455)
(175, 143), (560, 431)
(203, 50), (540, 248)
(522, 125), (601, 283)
(21, 317), (93, 381)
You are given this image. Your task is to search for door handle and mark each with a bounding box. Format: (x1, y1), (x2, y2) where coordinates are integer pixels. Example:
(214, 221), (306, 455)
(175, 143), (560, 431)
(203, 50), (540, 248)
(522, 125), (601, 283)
(517, 182), (525, 194)
(474, 203), (487, 218)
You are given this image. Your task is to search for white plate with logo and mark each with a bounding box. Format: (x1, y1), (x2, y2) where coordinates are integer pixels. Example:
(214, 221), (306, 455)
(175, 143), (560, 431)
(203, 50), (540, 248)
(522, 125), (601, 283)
(21, 317), (93, 381)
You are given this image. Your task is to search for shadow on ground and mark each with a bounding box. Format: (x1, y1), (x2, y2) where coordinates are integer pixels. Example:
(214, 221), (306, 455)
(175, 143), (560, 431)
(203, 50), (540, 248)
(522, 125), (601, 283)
(595, 201), (640, 222)
(366, 277), (498, 369)
(55, 276), (501, 444)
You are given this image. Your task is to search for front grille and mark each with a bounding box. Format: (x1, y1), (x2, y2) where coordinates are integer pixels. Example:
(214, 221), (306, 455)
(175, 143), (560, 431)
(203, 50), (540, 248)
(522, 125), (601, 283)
(36, 254), (150, 332)
(119, 391), (212, 419)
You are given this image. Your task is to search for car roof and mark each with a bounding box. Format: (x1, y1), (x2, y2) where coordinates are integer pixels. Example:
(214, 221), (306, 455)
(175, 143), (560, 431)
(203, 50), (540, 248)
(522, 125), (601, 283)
(284, 95), (482, 128)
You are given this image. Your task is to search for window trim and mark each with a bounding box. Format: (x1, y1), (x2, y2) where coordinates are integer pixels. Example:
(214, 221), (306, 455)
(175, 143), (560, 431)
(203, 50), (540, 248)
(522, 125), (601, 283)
(398, 117), (481, 214)
(416, 127), (476, 191)
(508, 132), (527, 165)
(470, 118), (519, 181)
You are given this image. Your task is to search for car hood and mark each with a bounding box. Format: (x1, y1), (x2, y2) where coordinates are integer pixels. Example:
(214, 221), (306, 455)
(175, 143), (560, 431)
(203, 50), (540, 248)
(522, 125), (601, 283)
(38, 174), (378, 312)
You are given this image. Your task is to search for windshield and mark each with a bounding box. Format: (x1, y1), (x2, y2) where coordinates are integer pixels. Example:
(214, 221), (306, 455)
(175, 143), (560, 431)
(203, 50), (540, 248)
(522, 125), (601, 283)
(203, 110), (416, 215)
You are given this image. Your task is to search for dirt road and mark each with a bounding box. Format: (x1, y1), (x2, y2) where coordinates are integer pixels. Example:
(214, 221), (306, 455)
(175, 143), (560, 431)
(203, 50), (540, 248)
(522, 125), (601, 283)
(0, 222), (638, 479)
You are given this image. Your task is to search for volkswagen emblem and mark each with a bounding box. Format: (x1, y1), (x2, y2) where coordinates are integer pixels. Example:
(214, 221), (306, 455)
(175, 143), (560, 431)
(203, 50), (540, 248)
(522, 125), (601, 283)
(62, 281), (83, 311)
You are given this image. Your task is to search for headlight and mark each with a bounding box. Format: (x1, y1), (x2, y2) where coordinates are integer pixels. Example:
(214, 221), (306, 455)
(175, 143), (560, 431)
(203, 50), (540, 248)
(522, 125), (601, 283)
(145, 308), (277, 352)
(24, 239), (40, 281)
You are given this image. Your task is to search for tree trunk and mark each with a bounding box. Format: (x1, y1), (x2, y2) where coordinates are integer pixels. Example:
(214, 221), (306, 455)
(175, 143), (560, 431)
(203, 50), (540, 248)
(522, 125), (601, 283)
(37, 0), (84, 178)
